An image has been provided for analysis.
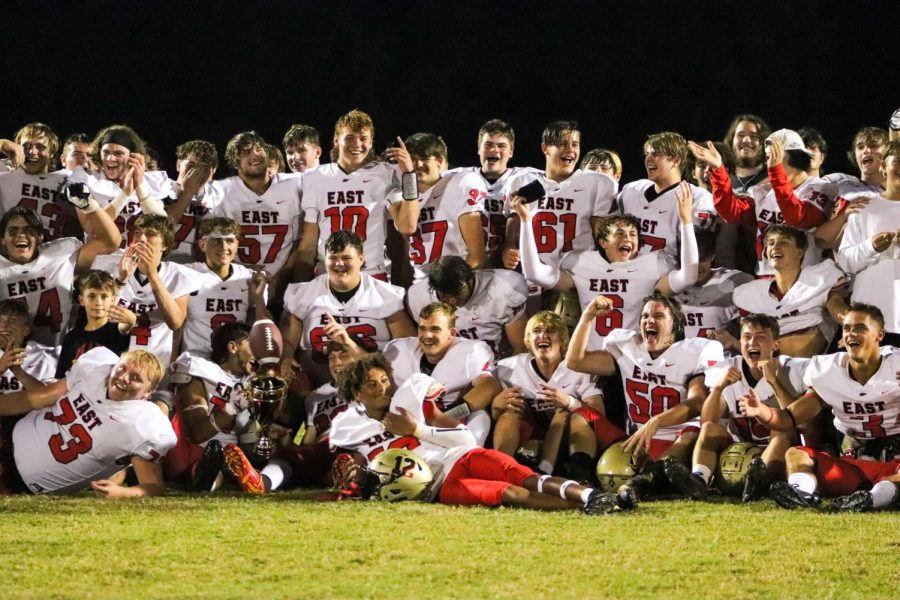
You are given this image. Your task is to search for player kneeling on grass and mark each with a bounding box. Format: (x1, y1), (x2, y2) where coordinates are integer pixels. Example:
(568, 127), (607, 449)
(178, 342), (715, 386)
(665, 314), (807, 501)
(568, 292), (725, 502)
(0, 347), (176, 497)
(492, 310), (610, 483)
(165, 322), (258, 491)
(741, 304), (899, 512)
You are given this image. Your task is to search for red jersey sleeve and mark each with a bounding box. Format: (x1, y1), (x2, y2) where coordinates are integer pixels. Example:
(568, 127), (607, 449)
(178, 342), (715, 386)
(768, 164), (826, 228)
(709, 165), (756, 226)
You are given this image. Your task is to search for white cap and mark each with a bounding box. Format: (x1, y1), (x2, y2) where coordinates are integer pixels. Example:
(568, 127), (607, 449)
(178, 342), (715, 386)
(766, 129), (813, 156)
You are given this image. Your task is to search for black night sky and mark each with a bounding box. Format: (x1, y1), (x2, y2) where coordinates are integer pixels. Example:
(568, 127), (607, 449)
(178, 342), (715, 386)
(3, 1), (895, 181)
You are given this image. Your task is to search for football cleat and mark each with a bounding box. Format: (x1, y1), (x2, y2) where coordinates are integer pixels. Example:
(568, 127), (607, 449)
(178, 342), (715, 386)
(224, 444), (265, 494)
(583, 490), (620, 515)
(192, 440), (224, 492)
(616, 485), (639, 510)
(831, 490), (874, 513)
(741, 457), (769, 502)
(770, 481), (821, 509)
(663, 457), (706, 500)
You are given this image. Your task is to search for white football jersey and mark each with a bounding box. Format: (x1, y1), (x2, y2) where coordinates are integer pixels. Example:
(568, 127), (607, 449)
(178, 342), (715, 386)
(0, 340), (58, 394)
(12, 347), (177, 494)
(732, 260), (846, 338)
(384, 337), (494, 406)
(823, 172), (882, 202)
(167, 181), (223, 264)
(406, 269), (528, 355)
(837, 196), (900, 333)
(676, 268), (753, 339)
(93, 253), (200, 367)
(0, 237), (82, 347)
(182, 262), (256, 359)
(284, 272), (405, 353)
(0, 169), (80, 240)
(504, 169), (617, 266)
(329, 373), (473, 499)
(305, 382), (350, 443)
(408, 171), (487, 280)
(746, 176), (831, 275)
(88, 170), (174, 247)
(495, 352), (602, 416)
(803, 347), (900, 440)
(447, 166), (540, 253)
(300, 162), (402, 277)
(208, 173), (303, 273)
(169, 351), (249, 447)
(616, 180), (717, 257)
(600, 330), (724, 439)
(559, 248), (672, 339)
(705, 354), (808, 444)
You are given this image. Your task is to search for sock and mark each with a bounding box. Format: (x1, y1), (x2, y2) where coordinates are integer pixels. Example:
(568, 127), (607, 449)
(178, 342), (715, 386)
(870, 481), (899, 508)
(536, 474), (551, 494)
(693, 464), (712, 485)
(538, 460), (554, 475)
(558, 480), (576, 499)
(580, 488), (595, 505)
(788, 472), (817, 494)
(260, 459), (291, 491)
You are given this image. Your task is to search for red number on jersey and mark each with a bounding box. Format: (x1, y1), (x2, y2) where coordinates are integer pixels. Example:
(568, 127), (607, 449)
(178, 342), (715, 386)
(308, 324), (378, 353)
(323, 206), (369, 240)
(481, 213), (506, 252)
(210, 313), (237, 331)
(17, 197), (67, 239)
(594, 294), (624, 336)
(532, 212), (577, 253)
(173, 214), (196, 249)
(732, 415), (772, 442)
(860, 414), (886, 439)
(44, 397), (94, 464)
(366, 435), (421, 461)
(408, 221), (449, 265)
(640, 235), (666, 252)
(131, 313), (152, 346)
(237, 224), (289, 265)
(30, 288), (64, 334)
(625, 379), (681, 425)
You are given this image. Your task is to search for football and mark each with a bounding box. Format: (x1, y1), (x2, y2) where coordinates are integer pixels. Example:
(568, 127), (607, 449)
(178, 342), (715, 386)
(249, 319), (283, 367)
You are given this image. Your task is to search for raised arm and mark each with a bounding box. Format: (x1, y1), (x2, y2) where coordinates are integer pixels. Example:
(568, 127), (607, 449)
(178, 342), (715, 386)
(689, 140), (756, 226)
(566, 296), (618, 376)
(656, 181), (699, 295)
(512, 195), (573, 291)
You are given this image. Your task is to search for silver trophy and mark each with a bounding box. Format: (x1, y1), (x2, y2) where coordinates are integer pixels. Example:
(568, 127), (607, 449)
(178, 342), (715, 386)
(245, 374), (287, 460)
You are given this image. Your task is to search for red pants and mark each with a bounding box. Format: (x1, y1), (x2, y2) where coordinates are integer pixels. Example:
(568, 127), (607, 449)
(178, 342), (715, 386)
(439, 448), (536, 506)
(574, 406), (627, 450)
(798, 446), (900, 496)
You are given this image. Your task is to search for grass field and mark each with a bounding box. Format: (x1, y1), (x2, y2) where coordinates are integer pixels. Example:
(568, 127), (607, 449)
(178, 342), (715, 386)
(1, 491), (897, 600)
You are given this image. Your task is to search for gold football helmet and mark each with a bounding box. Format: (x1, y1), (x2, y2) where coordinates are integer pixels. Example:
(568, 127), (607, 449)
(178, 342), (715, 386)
(595, 442), (638, 492)
(367, 448), (434, 502)
(716, 442), (763, 495)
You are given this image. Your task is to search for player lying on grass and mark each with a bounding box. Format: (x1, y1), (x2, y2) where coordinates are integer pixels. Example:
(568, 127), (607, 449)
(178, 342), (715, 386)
(740, 303), (899, 511)
(0, 347), (176, 497)
(567, 292), (724, 502)
(664, 314), (807, 501)
(227, 352), (631, 513)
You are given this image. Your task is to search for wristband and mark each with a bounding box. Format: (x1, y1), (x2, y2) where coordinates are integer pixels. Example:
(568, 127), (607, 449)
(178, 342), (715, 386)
(401, 171), (418, 200)
(413, 422), (424, 438)
(136, 182), (151, 202)
(765, 405), (776, 425)
(109, 191), (129, 215)
(114, 277), (127, 286)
